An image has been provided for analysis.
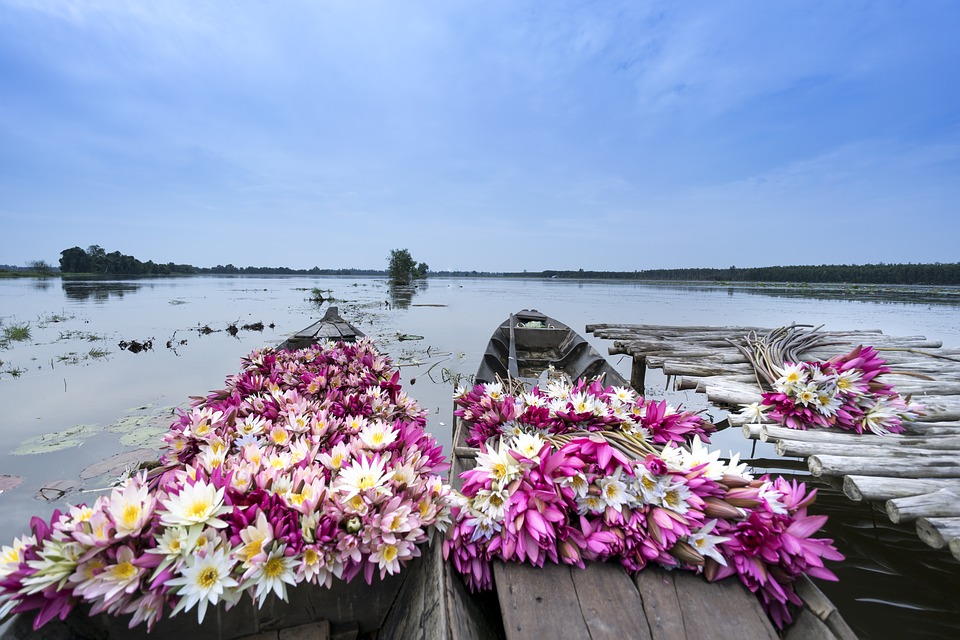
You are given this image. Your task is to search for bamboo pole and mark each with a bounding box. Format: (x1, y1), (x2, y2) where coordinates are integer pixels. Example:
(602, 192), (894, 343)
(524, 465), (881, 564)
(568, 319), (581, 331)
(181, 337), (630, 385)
(808, 453), (960, 478)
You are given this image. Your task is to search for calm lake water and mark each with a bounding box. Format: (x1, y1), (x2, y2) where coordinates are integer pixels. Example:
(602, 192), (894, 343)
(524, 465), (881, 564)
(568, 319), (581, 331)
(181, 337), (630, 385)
(2, 275), (959, 638)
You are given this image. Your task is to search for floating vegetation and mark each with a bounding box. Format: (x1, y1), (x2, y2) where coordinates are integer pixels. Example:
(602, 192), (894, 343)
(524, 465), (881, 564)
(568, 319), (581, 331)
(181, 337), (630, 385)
(57, 330), (107, 342)
(197, 324), (216, 335)
(106, 407), (177, 449)
(38, 312), (74, 326)
(78, 448), (159, 481)
(88, 347), (110, 359)
(118, 338), (153, 353)
(0, 475), (24, 493)
(168, 299), (188, 305)
(397, 333), (425, 341)
(12, 423), (101, 455)
(0, 322), (31, 348)
(241, 321), (264, 331)
(309, 286), (333, 302)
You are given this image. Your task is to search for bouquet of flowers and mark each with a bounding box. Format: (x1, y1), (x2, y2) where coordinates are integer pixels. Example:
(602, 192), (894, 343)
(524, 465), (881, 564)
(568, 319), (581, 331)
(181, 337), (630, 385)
(0, 338), (454, 632)
(744, 345), (923, 435)
(445, 379), (842, 629)
(453, 377), (715, 448)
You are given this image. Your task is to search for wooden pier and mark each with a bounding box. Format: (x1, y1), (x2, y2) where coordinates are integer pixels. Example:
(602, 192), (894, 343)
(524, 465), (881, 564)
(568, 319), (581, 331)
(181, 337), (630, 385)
(586, 322), (960, 562)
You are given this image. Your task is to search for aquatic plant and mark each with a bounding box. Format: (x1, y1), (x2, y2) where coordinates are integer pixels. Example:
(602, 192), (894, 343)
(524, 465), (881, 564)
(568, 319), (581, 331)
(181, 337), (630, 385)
(0, 339), (453, 631)
(453, 377), (715, 448)
(445, 379), (843, 629)
(741, 345), (923, 435)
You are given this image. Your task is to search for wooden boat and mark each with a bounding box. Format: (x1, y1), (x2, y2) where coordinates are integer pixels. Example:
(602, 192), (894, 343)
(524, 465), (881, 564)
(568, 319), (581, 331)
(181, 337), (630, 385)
(475, 309), (628, 388)
(443, 311), (855, 640)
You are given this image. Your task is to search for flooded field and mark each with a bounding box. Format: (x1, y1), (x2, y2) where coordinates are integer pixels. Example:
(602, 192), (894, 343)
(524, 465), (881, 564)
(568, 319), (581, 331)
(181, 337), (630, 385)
(2, 275), (959, 638)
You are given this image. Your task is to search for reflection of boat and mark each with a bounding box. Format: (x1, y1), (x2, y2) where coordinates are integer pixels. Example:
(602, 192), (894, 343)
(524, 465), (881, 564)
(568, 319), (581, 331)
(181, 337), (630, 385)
(475, 309), (628, 388)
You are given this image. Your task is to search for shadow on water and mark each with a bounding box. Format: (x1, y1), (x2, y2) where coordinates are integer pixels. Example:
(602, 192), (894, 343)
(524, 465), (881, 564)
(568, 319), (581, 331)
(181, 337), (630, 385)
(769, 476), (960, 639)
(61, 281), (143, 302)
(388, 280), (428, 310)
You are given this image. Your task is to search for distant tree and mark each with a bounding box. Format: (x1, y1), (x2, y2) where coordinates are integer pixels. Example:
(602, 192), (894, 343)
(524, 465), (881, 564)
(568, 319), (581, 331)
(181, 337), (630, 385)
(59, 247), (92, 273)
(413, 262), (429, 279)
(388, 248), (417, 284)
(27, 259), (54, 274)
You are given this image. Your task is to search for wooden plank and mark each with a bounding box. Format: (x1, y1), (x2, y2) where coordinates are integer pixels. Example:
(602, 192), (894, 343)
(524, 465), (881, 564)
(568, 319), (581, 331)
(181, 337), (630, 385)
(794, 576), (857, 640)
(494, 562), (589, 639)
(568, 562), (652, 640)
(633, 567), (687, 640)
(782, 608), (837, 640)
(809, 453), (960, 478)
(843, 475), (960, 501)
(671, 572), (777, 640)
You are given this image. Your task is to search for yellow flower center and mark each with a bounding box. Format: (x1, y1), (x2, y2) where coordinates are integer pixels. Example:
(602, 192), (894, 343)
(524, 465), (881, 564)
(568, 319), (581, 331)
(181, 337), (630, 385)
(488, 494), (504, 508)
(492, 463), (507, 480)
(113, 561), (137, 581)
(304, 548), (318, 565)
(122, 504), (141, 528)
(187, 499), (211, 520)
(382, 545), (398, 562)
(371, 432), (384, 445)
(264, 557), (285, 578)
(198, 566), (219, 589)
(358, 474), (376, 491)
(604, 485), (619, 499)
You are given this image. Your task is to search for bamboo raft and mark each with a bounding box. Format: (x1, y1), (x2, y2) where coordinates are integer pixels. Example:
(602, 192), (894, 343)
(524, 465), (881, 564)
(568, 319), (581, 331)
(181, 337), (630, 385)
(586, 322), (960, 563)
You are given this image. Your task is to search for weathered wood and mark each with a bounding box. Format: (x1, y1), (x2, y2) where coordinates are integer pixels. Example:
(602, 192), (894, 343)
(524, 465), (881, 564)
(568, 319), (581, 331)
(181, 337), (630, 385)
(886, 488), (960, 523)
(568, 562), (652, 640)
(742, 424), (764, 439)
(671, 573), (778, 640)
(776, 440), (952, 459)
(633, 567), (687, 640)
(915, 516), (960, 554)
(631, 354), (647, 392)
(761, 424), (960, 448)
(782, 608), (837, 640)
(843, 475), (960, 501)
(633, 567), (777, 640)
(793, 576), (857, 640)
(702, 379), (763, 406)
(494, 562), (589, 639)
(809, 453), (960, 478)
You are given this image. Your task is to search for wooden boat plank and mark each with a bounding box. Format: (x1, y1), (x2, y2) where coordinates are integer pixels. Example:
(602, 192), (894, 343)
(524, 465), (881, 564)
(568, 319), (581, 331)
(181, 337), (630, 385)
(568, 562), (652, 640)
(494, 562), (590, 639)
(671, 572), (778, 640)
(633, 567), (686, 640)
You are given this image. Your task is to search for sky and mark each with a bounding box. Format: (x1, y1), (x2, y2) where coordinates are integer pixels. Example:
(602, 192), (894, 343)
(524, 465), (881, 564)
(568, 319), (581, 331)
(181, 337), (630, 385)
(1, 1), (958, 272)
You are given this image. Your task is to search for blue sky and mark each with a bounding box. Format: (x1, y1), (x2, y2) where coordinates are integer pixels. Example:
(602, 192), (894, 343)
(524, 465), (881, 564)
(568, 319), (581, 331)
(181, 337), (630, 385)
(1, 1), (958, 272)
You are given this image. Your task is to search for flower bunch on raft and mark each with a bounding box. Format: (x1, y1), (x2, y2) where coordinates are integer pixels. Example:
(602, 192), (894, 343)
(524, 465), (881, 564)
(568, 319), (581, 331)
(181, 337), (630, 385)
(743, 345), (923, 435)
(453, 377), (715, 448)
(0, 339), (454, 632)
(445, 380), (842, 629)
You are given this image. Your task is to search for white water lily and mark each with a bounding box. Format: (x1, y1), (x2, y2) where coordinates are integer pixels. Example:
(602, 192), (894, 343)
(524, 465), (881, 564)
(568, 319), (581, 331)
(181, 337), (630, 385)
(359, 421), (399, 451)
(159, 479), (231, 529)
(107, 478), (156, 539)
(687, 519), (729, 566)
(738, 402), (768, 423)
(597, 472), (630, 511)
(475, 440), (522, 484)
(511, 432), (545, 461)
(167, 547), (239, 624)
(246, 545), (298, 607)
(335, 455), (392, 501)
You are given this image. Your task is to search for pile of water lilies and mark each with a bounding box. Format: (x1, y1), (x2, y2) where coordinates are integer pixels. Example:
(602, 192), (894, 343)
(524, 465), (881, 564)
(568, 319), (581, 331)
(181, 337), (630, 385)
(0, 339), (454, 632)
(742, 345), (924, 435)
(445, 379), (843, 628)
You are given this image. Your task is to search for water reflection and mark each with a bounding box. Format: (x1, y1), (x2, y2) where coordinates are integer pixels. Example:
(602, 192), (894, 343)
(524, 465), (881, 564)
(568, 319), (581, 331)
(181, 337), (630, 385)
(31, 279), (52, 291)
(388, 280), (428, 309)
(62, 281), (142, 302)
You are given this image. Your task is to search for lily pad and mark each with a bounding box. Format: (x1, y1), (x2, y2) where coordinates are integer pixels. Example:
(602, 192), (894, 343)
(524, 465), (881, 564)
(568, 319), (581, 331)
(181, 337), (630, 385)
(12, 423), (101, 455)
(0, 475), (24, 492)
(35, 479), (79, 502)
(107, 406), (177, 449)
(79, 448), (158, 480)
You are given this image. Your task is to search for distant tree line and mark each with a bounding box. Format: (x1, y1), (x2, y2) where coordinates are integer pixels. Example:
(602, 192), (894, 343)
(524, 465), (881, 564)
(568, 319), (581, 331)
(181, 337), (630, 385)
(58, 246), (384, 276)
(530, 263), (960, 286)
(55, 246), (960, 285)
